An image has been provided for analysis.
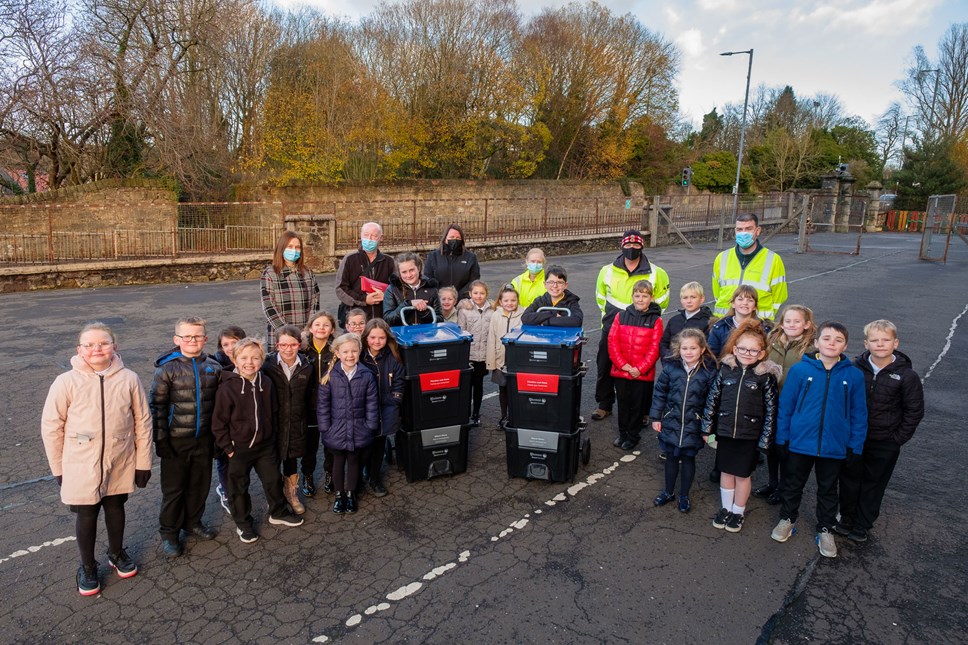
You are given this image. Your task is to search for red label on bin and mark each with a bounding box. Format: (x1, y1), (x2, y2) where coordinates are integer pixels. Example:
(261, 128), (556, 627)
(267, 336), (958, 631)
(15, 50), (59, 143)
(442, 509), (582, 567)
(419, 370), (461, 391)
(516, 372), (559, 393)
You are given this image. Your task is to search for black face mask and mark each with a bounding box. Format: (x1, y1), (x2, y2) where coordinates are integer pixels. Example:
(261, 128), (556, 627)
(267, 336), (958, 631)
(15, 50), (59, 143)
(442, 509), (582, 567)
(623, 246), (642, 261)
(446, 239), (464, 255)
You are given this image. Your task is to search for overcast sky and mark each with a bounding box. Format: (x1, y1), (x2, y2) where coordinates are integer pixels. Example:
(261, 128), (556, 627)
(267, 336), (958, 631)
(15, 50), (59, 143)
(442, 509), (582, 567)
(274, 0), (962, 129)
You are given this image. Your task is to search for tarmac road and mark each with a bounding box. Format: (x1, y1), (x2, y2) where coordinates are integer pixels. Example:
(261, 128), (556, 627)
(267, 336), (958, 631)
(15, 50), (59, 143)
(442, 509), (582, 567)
(1, 232), (966, 644)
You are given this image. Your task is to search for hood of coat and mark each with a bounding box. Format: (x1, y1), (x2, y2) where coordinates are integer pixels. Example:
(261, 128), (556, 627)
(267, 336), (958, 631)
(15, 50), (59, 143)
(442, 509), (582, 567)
(800, 352), (856, 375)
(720, 353), (782, 380)
(70, 353), (125, 376)
(222, 369), (266, 395)
(154, 347), (211, 367)
(853, 349), (914, 375)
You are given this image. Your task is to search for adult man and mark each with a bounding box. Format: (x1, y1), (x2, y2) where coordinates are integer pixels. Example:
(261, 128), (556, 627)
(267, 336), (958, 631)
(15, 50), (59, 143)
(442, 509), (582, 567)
(334, 222), (394, 327)
(591, 230), (670, 421)
(712, 213), (788, 322)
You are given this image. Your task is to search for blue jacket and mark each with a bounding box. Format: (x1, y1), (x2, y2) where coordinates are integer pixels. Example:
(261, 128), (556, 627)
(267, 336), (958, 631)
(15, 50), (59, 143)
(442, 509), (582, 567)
(361, 347), (406, 437)
(708, 316), (770, 359)
(317, 362), (379, 451)
(650, 357), (718, 451)
(777, 354), (868, 459)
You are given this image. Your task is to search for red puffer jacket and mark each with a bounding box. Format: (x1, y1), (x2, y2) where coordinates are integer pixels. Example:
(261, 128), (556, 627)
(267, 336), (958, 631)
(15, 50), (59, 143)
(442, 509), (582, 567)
(608, 303), (663, 381)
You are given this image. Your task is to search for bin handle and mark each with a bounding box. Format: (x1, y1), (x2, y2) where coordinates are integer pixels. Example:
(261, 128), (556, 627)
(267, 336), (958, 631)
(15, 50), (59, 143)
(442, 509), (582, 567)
(536, 306), (571, 316)
(399, 305), (438, 326)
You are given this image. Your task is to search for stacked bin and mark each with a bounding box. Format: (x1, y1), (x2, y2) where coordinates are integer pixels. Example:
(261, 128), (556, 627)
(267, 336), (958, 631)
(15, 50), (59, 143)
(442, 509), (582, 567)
(392, 311), (473, 483)
(501, 324), (591, 482)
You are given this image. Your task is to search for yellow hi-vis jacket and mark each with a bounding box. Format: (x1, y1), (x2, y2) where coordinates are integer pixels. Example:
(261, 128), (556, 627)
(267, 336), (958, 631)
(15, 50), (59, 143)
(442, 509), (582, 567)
(595, 257), (670, 327)
(510, 269), (546, 309)
(712, 245), (788, 321)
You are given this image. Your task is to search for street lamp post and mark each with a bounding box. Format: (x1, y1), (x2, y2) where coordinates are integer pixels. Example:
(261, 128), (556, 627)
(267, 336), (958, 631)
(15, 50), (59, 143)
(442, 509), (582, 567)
(719, 48), (753, 250)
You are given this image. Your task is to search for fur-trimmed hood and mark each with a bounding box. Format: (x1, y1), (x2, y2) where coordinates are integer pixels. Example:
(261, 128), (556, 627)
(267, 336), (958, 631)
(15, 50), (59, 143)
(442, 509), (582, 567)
(720, 353), (782, 380)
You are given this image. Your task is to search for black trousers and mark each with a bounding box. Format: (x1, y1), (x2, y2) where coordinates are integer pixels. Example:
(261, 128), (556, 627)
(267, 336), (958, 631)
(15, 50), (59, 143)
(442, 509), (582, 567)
(301, 424), (321, 478)
(159, 438), (213, 538)
(73, 494), (127, 567)
(594, 335), (616, 410)
(779, 451), (843, 531)
(839, 438), (902, 531)
(227, 440), (288, 530)
(615, 379), (652, 444)
(470, 361), (487, 416)
(363, 437), (388, 484)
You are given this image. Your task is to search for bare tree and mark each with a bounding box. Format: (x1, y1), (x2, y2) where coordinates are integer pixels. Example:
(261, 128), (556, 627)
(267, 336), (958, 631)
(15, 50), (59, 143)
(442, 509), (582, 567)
(900, 23), (968, 142)
(875, 102), (905, 171)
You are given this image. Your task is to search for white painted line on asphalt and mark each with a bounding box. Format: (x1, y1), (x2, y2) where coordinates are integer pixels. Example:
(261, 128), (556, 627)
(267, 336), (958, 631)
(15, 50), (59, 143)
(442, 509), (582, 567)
(0, 536), (76, 565)
(311, 454), (638, 642)
(923, 302), (968, 382)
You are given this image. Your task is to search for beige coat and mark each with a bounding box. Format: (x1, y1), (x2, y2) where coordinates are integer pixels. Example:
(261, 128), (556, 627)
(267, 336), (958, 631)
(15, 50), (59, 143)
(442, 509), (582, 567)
(486, 307), (525, 371)
(41, 354), (153, 505)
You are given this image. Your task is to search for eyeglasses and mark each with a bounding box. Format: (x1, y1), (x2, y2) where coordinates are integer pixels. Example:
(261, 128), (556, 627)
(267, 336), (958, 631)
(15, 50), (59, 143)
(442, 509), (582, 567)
(176, 334), (206, 342)
(78, 342), (113, 350)
(734, 346), (761, 356)
(544, 280), (566, 287)
(277, 342), (300, 349)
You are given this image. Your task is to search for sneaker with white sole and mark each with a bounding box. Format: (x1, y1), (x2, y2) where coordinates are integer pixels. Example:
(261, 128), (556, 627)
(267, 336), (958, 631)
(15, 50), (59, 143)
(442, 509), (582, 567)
(217, 484), (231, 514)
(724, 513), (744, 533)
(268, 511), (304, 527)
(107, 548), (138, 578)
(712, 507), (732, 529)
(771, 519), (797, 542)
(816, 528), (837, 558)
(236, 527), (259, 543)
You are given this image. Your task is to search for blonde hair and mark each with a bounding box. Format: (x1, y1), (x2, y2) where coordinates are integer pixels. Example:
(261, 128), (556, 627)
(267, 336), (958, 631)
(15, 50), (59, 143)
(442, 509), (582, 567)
(321, 334), (362, 385)
(768, 304), (816, 355)
(864, 319), (898, 340)
(78, 322), (116, 345)
(680, 281), (704, 298)
(438, 286), (458, 304)
(231, 337), (266, 361)
(175, 316), (206, 334)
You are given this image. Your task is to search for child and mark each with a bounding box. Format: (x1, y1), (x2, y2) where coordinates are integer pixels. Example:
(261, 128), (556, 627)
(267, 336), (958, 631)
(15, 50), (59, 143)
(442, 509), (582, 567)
(835, 320), (923, 543)
(521, 264), (583, 327)
(149, 316), (223, 558)
(212, 325), (246, 515)
(607, 279), (663, 452)
(261, 325), (313, 515)
(659, 282), (712, 361)
(439, 286), (460, 323)
(485, 285), (525, 428)
(41, 323), (153, 596)
(212, 338), (304, 543)
(345, 308), (368, 336)
(649, 328), (718, 513)
(303, 311), (337, 496)
(771, 321), (868, 558)
(318, 333), (379, 514)
(753, 305), (816, 503)
(383, 252), (442, 326)
(708, 285), (768, 358)
(361, 318), (406, 496)
(510, 248), (547, 309)
(702, 319), (780, 533)
(458, 280), (492, 426)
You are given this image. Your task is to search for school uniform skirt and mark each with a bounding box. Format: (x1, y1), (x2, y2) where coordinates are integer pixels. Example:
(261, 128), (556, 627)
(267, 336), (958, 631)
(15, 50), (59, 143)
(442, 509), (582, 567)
(715, 436), (758, 478)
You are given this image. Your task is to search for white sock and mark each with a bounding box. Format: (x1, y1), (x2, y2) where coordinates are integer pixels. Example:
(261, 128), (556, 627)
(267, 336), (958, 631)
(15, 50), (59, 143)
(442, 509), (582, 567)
(731, 504), (746, 516)
(720, 487), (734, 510)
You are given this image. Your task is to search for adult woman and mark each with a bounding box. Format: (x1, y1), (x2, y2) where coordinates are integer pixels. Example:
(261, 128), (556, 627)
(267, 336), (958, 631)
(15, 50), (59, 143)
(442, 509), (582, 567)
(383, 252), (443, 326)
(423, 224), (480, 301)
(510, 247), (547, 309)
(261, 231), (320, 351)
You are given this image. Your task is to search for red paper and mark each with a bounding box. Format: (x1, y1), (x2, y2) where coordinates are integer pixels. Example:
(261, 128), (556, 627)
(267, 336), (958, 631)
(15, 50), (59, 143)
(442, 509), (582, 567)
(361, 276), (389, 293)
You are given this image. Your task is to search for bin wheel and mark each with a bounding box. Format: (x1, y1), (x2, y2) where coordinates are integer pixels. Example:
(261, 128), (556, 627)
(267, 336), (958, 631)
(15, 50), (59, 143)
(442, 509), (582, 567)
(581, 437), (591, 465)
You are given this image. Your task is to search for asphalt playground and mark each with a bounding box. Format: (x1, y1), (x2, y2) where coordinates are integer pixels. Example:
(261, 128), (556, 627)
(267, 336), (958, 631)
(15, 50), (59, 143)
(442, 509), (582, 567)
(1, 231), (966, 644)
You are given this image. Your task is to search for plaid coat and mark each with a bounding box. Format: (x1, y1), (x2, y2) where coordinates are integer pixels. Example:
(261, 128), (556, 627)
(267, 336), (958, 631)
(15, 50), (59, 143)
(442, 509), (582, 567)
(261, 265), (320, 350)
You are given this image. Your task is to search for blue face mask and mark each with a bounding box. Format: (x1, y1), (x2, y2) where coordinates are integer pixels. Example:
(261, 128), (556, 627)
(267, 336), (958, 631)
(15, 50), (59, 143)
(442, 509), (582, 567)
(527, 263), (543, 275)
(283, 248), (301, 262)
(361, 238), (378, 253)
(735, 232), (755, 249)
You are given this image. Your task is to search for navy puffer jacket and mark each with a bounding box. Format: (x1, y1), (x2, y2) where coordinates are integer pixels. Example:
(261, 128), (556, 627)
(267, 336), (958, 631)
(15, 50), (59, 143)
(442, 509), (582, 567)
(318, 362), (379, 451)
(650, 357), (718, 451)
(361, 347), (406, 437)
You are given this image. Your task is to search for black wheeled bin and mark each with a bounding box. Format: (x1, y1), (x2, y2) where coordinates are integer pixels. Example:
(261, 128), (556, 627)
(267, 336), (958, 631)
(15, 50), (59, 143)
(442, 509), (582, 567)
(506, 370), (584, 432)
(502, 325), (585, 375)
(504, 425), (590, 482)
(396, 424), (470, 483)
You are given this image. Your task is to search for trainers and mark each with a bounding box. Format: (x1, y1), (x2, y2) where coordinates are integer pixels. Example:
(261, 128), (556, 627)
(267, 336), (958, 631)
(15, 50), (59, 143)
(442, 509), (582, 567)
(322, 471), (334, 494)
(236, 527), (259, 543)
(268, 511), (304, 527)
(77, 561), (100, 596)
(771, 519), (797, 542)
(712, 507), (732, 529)
(816, 528), (838, 558)
(107, 548), (138, 578)
(832, 522), (853, 537)
(653, 491), (676, 507)
(591, 408), (611, 421)
(216, 484), (231, 514)
(658, 452), (667, 461)
(847, 527), (869, 543)
(677, 496), (691, 513)
(189, 524), (217, 540)
(752, 483), (777, 499)
(470, 415), (481, 427)
(301, 474), (316, 498)
(612, 436), (623, 448)
(725, 513), (745, 533)
(767, 490), (782, 505)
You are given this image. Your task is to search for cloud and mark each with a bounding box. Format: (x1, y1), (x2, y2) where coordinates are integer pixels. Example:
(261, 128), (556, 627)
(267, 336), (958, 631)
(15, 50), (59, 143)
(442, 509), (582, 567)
(664, 7), (680, 25)
(676, 28), (704, 59)
(792, 0), (941, 34)
(698, 0), (740, 9)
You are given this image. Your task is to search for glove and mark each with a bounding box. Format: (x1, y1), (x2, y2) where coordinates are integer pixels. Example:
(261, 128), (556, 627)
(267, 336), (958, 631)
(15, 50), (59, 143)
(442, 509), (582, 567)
(55, 475), (62, 487)
(776, 443), (789, 461)
(845, 449), (861, 466)
(155, 440), (175, 459)
(134, 470), (151, 488)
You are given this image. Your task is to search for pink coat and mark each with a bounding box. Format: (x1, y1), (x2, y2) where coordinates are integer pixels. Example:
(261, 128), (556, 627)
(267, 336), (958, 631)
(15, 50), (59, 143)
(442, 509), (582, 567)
(41, 354), (153, 505)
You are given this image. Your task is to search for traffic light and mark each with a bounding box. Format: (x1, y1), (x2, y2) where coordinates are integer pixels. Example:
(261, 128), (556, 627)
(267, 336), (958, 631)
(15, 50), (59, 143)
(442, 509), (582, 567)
(681, 167), (692, 186)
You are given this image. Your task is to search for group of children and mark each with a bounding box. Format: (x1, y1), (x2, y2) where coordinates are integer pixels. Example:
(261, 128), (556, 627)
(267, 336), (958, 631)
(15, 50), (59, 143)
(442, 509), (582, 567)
(638, 281), (924, 559)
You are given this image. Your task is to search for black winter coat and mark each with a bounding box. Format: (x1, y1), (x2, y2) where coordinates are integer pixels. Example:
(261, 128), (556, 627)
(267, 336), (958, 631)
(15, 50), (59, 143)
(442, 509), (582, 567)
(261, 353), (313, 460)
(334, 248), (395, 323)
(521, 290), (584, 327)
(650, 357), (718, 451)
(659, 306), (713, 360)
(383, 274), (443, 326)
(853, 350), (924, 445)
(149, 349), (222, 443)
(318, 362), (380, 451)
(361, 347), (406, 436)
(702, 354), (781, 449)
(211, 372), (276, 454)
(424, 248), (481, 300)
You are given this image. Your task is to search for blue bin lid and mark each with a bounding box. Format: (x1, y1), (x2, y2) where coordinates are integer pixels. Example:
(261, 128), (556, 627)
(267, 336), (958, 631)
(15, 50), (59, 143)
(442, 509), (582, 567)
(392, 321), (472, 347)
(501, 325), (584, 347)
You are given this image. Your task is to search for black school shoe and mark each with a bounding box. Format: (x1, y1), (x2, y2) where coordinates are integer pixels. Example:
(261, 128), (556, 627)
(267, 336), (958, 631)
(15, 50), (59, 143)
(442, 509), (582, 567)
(847, 527), (869, 543)
(752, 483), (777, 499)
(162, 538), (183, 559)
(370, 480), (388, 497)
(345, 491), (358, 514)
(188, 524), (217, 540)
(77, 561), (100, 596)
(322, 471), (334, 494)
(333, 493), (347, 514)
